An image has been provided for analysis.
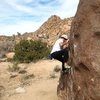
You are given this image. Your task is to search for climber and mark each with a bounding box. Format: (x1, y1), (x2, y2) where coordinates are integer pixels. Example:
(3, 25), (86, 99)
(50, 34), (70, 72)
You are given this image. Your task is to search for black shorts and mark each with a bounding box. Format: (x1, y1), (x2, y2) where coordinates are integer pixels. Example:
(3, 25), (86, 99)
(51, 49), (69, 63)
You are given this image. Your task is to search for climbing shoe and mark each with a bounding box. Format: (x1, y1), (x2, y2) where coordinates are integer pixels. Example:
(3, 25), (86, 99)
(62, 65), (71, 73)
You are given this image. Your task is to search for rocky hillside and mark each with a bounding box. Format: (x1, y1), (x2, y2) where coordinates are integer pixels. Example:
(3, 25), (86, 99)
(0, 15), (72, 58)
(57, 0), (100, 100)
(33, 15), (72, 44)
(20, 15), (72, 45)
(0, 15), (72, 44)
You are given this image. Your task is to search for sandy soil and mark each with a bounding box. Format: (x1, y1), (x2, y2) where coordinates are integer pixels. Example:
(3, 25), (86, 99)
(0, 60), (62, 100)
(8, 78), (58, 100)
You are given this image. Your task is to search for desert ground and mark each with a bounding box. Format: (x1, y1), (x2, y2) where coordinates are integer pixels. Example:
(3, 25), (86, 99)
(0, 60), (62, 100)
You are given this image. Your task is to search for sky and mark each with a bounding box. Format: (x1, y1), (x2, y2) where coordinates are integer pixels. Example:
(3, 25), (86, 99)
(0, 0), (79, 36)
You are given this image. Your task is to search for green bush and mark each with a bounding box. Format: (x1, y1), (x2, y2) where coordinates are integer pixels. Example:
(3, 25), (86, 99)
(14, 40), (51, 63)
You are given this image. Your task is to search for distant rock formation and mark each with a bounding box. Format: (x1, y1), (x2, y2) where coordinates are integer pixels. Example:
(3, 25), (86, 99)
(57, 0), (100, 100)
(14, 15), (72, 45)
(31, 15), (73, 45)
(0, 15), (72, 58)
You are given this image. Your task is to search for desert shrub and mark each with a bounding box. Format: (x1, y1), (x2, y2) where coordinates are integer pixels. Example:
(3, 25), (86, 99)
(0, 40), (15, 58)
(8, 62), (20, 72)
(0, 40), (15, 52)
(14, 40), (51, 63)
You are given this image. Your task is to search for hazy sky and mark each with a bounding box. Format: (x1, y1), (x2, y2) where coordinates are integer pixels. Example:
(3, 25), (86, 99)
(0, 0), (79, 36)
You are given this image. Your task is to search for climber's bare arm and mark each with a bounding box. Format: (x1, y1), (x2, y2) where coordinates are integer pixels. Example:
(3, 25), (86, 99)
(60, 39), (69, 49)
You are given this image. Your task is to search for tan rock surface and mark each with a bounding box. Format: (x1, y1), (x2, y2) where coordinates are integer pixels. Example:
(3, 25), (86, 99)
(58, 0), (100, 100)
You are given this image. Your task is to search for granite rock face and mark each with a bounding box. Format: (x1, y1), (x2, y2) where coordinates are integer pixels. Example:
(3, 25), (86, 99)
(34, 15), (72, 45)
(57, 0), (100, 100)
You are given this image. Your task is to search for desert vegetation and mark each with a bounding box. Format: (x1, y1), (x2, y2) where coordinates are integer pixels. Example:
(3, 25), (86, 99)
(14, 39), (51, 63)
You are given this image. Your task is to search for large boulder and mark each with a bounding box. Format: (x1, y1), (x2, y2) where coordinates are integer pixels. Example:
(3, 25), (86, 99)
(57, 0), (100, 100)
